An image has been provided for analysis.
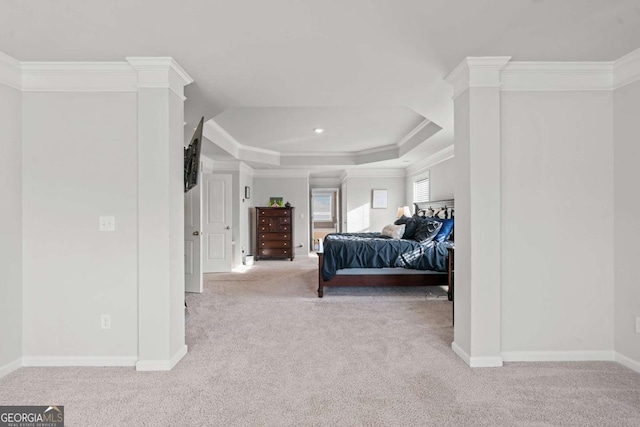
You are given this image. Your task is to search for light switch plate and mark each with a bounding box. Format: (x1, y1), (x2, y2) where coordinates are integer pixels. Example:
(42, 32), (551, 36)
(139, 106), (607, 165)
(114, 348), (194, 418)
(99, 216), (116, 232)
(636, 316), (640, 334)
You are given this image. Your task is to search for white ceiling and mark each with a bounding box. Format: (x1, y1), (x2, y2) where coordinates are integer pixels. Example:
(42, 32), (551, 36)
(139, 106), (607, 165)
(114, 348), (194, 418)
(2, 0), (639, 171)
(212, 107), (427, 153)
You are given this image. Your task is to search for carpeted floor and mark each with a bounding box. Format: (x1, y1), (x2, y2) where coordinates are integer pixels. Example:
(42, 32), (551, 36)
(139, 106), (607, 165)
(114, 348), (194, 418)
(2, 256), (640, 426)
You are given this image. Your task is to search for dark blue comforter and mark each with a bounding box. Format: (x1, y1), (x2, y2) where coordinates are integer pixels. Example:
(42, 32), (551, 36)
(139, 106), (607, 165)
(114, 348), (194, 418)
(320, 232), (450, 281)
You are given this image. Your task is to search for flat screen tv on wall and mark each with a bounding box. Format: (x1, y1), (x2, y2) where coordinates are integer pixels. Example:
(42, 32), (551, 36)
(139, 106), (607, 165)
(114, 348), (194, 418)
(184, 117), (204, 193)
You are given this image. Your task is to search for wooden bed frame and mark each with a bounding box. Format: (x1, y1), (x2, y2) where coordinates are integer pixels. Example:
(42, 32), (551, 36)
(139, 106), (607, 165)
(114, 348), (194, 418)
(316, 200), (454, 298)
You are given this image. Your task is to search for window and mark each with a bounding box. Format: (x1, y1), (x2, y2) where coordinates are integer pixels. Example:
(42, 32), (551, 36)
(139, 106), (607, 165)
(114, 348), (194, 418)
(312, 193), (333, 221)
(413, 176), (430, 203)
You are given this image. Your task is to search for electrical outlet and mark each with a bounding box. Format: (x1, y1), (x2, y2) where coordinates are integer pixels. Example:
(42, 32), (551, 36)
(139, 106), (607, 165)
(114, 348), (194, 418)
(99, 216), (116, 232)
(636, 316), (640, 334)
(101, 314), (111, 330)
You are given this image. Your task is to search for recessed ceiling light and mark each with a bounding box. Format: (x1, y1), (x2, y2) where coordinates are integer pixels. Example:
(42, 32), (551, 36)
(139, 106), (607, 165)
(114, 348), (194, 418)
(313, 128), (324, 134)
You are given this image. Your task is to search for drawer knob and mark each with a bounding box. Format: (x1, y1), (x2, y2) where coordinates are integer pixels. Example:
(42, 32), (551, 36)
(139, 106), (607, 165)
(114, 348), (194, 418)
(284, 251), (287, 254)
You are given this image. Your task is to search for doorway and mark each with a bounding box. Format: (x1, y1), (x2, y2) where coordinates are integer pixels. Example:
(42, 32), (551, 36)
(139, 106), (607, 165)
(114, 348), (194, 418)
(310, 188), (340, 250)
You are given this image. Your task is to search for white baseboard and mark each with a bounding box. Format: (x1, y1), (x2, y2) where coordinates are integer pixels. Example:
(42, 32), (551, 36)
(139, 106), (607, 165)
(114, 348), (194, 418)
(0, 358), (22, 378)
(22, 356), (137, 367)
(502, 350), (615, 362)
(170, 344), (188, 369)
(615, 352), (640, 373)
(452, 341), (503, 368)
(136, 345), (188, 372)
(452, 341), (471, 365)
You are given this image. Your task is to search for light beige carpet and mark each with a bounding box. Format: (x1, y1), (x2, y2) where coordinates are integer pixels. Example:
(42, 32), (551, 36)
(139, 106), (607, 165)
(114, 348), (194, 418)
(1, 256), (640, 426)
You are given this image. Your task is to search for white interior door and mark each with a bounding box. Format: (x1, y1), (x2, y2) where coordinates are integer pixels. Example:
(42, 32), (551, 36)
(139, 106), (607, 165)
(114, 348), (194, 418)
(184, 181), (202, 293)
(202, 173), (232, 272)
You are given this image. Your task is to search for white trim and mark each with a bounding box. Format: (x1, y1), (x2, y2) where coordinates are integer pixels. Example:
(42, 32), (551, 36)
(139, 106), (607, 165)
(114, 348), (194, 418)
(445, 57), (512, 99)
(239, 162), (254, 177)
(22, 356), (137, 367)
(204, 119), (281, 166)
(396, 119), (433, 148)
(0, 358), (22, 378)
(136, 345), (188, 371)
(405, 145), (454, 177)
(253, 169), (311, 178)
(452, 342), (503, 367)
(452, 341), (471, 365)
(169, 345), (188, 370)
(613, 48), (640, 89)
(126, 57), (194, 85)
(126, 57), (194, 98)
(0, 50), (22, 90)
(470, 356), (504, 368)
(21, 62), (138, 92)
(615, 352), (640, 374)
(343, 168), (406, 178)
(501, 61), (613, 91)
(501, 350), (615, 362)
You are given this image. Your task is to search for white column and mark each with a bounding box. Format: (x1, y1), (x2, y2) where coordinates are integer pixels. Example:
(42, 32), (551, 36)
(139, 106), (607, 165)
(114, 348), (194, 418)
(446, 57), (510, 367)
(128, 58), (193, 371)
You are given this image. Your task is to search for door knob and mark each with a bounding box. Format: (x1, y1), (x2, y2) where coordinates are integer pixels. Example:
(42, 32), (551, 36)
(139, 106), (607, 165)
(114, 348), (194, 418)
(192, 231), (200, 236)
(225, 226), (231, 230)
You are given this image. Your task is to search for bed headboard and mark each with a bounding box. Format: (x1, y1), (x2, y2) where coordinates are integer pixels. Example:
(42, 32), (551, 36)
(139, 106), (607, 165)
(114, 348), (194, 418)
(413, 199), (455, 219)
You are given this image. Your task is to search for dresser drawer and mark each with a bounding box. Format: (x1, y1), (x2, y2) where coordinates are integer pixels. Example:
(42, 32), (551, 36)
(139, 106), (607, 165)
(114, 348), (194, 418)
(258, 209), (291, 217)
(258, 232), (291, 241)
(258, 248), (291, 257)
(258, 240), (291, 248)
(279, 217), (291, 225)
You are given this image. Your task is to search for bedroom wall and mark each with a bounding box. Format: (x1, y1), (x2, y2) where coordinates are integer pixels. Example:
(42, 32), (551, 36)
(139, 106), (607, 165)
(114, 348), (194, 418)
(253, 175), (310, 255)
(614, 78), (640, 367)
(0, 79), (22, 376)
(22, 92), (139, 362)
(344, 174), (406, 233)
(429, 157), (455, 201)
(405, 156), (455, 206)
(500, 91), (614, 357)
(239, 165), (254, 263)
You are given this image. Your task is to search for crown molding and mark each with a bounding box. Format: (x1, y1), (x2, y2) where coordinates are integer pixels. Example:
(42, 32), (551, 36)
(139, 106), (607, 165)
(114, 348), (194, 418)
(613, 47), (640, 90)
(343, 168), (406, 178)
(398, 120), (442, 157)
(445, 57), (512, 99)
(253, 169), (311, 178)
(0, 51), (21, 90)
(239, 161), (254, 177)
(310, 177), (343, 187)
(501, 61), (613, 91)
(21, 61), (137, 92)
(405, 145), (454, 177)
(126, 57), (194, 99)
(0, 52), (196, 94)
(210, 159), (243, 171)
(204, 119), (280, 166)
(396, 119), (432, 148)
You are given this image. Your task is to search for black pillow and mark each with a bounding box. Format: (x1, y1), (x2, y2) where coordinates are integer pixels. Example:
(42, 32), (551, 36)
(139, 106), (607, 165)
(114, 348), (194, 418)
(394, 215), (410, 225)
(403, 217), (418, 240)
(413, 219), (443, 243)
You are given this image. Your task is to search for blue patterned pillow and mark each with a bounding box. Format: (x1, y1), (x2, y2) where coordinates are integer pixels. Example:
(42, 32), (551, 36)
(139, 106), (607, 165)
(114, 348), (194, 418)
(430, 218), (455, 242)
(413, 219), (442, 243)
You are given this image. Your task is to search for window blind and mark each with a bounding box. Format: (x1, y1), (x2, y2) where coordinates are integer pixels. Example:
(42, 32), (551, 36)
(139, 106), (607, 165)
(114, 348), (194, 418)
(414, 177), (430, 203)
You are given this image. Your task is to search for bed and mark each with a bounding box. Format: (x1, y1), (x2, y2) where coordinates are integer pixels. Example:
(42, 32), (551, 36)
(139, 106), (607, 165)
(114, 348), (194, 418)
(317, 200), (454, 298)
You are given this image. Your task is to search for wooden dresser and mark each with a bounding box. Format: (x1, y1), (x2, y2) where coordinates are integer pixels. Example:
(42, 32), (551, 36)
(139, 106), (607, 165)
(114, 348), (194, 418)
(255, 207), (295, 261)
